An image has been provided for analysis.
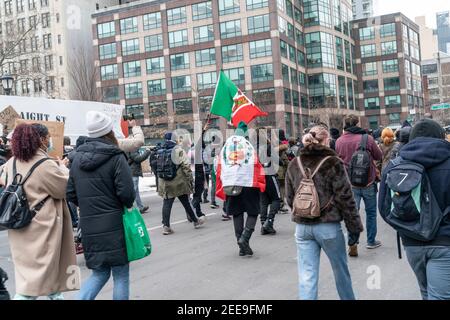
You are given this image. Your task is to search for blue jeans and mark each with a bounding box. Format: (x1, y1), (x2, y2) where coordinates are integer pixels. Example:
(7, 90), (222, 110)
(78, 264), (130, 300)
(352, 184), (378, 245)
(405, 246), (450, 300)
(295, 223), (356, 300)
(133, 177), (144, 210)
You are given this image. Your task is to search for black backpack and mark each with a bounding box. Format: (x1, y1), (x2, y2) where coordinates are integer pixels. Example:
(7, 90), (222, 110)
(0, 267), (10, 300)
(381, 157), (449, 243)
(348, 134), (371, 187)
(0, 158), (51, 229)
(156, 147), (178, 181)
(149, 147), (160, 171)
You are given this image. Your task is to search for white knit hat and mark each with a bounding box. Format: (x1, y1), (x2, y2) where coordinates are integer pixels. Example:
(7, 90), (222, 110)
(86, 111), (113, 138)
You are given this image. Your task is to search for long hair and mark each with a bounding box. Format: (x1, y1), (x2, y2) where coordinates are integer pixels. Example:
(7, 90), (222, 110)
(11, 124), (42, 162)
(102, 131), (118, 146)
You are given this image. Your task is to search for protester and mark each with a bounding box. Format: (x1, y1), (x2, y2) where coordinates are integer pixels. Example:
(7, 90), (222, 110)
(0, 123), (76, 300)
(285, 125), (363, 300)
(287, 137), (300, 160)
(190, 138), (207, 222)
(149, 142), (162, 192)
(207, 137), (220, 210)
(390, 126), (411, 159)
(329, 128), (341, 151)
(379, 127), (396, 171)
(336, 115), (383, 254)
(128, 147), (151, 214)
(67, 111), (136, 300)
(379, 119), (450, 300)
(158, 132), (204, 235)
(277, 129), (290, 213)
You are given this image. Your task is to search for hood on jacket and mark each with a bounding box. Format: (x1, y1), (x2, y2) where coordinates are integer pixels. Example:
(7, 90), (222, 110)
(400, 137), (450, 169)
(398, 127), (411, 144)
(74, 138), (124, 171)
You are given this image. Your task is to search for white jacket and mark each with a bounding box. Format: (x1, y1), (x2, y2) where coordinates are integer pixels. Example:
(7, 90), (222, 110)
(118, 126), (145, 153)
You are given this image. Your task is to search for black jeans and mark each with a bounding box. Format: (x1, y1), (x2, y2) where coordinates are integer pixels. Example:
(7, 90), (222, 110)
(162, 194), (198, 227)
(260, 175), (281, 223)
(192, 194), (205, 217)
(233, 214), (258, 240)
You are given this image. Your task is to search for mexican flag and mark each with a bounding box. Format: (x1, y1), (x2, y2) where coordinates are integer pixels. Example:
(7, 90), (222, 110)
(210, 71), (267, 127)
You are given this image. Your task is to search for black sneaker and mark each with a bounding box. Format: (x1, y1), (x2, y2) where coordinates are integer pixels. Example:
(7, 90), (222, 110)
(210, 203), (219, 209)
(140, 206), (149, 214)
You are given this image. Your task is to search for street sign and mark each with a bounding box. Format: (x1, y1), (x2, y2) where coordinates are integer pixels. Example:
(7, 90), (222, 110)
(431, 103), (450, 111)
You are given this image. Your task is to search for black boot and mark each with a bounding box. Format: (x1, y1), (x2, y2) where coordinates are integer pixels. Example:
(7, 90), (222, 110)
(260, 220), (269, 235)
(262, 219), (276, 235)
(238, 228), (254, 256)
(236, 234), (245, 256)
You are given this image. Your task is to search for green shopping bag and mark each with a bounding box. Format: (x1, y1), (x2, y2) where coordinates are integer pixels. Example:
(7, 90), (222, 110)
(123, 207), (152, 262)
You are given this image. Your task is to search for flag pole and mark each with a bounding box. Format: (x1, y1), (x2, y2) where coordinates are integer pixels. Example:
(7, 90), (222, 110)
(204, 69), (223, 131)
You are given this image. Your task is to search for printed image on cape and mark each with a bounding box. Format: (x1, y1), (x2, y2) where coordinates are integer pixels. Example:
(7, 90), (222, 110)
(215, 135), (266, 200)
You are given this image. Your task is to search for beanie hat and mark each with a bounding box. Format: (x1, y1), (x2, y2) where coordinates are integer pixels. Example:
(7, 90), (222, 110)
(86, 111), (113, 138)
(164, 131), (173, 141)
(409, 119), (445, 141)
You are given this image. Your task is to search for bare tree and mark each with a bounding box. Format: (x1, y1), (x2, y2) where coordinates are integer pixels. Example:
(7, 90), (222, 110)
(308, 107), (349, 132)
(67, 46), (100, 101)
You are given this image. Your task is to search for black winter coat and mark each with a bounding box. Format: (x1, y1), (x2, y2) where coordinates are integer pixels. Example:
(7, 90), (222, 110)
(128, 149), (151, 177)
(66, 138), (136, 269)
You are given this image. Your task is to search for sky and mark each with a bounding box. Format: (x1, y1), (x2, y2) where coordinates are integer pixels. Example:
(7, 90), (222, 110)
(375, 0), (450, 28)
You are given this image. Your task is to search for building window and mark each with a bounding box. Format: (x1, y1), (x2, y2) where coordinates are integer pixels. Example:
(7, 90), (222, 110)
(123, 60), (141, 78)
(98, 22), (115, 39)
(57, 35), (61, 44)
(125, 82), (143, 99)
(222, 44), (243, 63)
(338, 76), (346, 108)
(381, 41), (397, 55)
(99, 43), (116, 60)
(336, 37), (344, 71)
(364, 97), (380, 109)
(43, 34), (52, 49)
(147, 79), (166, 96)
(248, 14), (270, 34)
(146, 57), (164, 74)
(42, 13), (50, 28)
(59, 56), (63, 66)
(45, 77), (55, 93)
(143, 12), (161, 30)
(385, 95), (401, 108)
(363, 62), (377, 76)
(192, 1), (212, 20)
(410, 29), (419, 45)
(291, 67), (298, 85)
(149, 100), (167, 117)
(197, 71), (217, 90)
(253, 88), (275, 105)
(167, 7), (187, 25)
(172, 75), (191, 93)
(101, 64), (118, 81)
(280, 40), (288, 58)
(246, 0), (268, 10)
(169, 30), (188, 48)
(170, 52), (190, 71)
(224, 68), (245, 86)
(286, 0), (294, 18)
(359, 26), (375, 40)
(296, 28), (304, 47)
(28, 0), (36, 10)
(31, 57), (40, 72)
(382, 59), (398, 73)
(289, 45), (296, 63)
(360, 44), (376, 58)
(219, 0), (240, 16)
(403, 41), (410, 56)
(103, 86), (119, 102)
(40, 0), (48, 7)
(44, 55), (53, 71)
(380, 23), (396, 37)
(220, 20), (241, 39)
(284, 88), (292, 105)
(4, 0), (12, 15)
(249, 39), (272, 59)
(194, 25), (214, 44)
(145, 34), (163, 52)
(174, 98), (193, 115)
(299, 71), (306, 85)
(292, 90), (300, 107)
(363, 80), (379, 93)
(56, 13), (60, 23)
(282, 64), (289, 82)
(368, 116), (378, 129)
(121, 39), (140, 56)
(305, 32), (335, 68)
(389, 113), (401, 125)
(17, 18), (26, 33)
(120, 17), (138, 34)
(251, 63), (274, 83)
(303, 0), (332, 28)
(294, 7), (302, 24)
(125, 104), (144, 119)
(34, 79), (42, 93)
(384, 77), (400, 91)
(308, 73), (337, 108)
(195, 48), (216, 67)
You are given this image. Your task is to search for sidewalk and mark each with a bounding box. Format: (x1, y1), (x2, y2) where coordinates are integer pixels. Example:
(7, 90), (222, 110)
(139, 174), (157, 193)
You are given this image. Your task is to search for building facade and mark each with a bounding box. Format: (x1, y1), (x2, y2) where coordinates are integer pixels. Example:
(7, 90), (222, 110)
(436, 11), (450, 54)
(351, 0), (373, 20)
(93, 0), (358, 141)
(414, 16), (438, 61)
(352, 13), (424, 129)
(0, 0), (118, 99)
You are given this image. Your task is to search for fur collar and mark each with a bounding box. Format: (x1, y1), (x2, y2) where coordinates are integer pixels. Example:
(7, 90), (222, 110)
(299, 144), (337, 157)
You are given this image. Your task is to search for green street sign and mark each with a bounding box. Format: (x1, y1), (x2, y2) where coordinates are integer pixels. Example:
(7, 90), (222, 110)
(431, 103), (450, 111)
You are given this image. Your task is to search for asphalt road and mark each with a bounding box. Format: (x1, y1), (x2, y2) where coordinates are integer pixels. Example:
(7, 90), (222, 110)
(0, 190), (421, 300)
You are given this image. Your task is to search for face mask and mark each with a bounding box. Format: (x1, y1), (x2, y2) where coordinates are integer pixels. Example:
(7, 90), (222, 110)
(45, 138), (54, 153)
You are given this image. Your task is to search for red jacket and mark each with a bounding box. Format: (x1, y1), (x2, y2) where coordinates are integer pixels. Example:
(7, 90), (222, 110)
(336, 131), (382, 186)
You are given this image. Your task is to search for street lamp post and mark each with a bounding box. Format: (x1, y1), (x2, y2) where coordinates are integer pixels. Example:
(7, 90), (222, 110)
(0, 73), (14, 96)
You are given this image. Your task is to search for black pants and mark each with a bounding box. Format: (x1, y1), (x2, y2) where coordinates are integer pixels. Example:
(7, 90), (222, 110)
(260, 175), (281, 223)
(162, 194), (198, 227)
(192, 194), (205, 217)
(203, 173), (210, 200)
(233, 214), (258, 240)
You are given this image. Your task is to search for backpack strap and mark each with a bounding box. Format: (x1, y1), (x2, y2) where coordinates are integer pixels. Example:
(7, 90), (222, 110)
(296, 157), (309, 178)
(311, 156), (333, 179)
(359, 134), (368, 151)
(20, 158), (52, 185)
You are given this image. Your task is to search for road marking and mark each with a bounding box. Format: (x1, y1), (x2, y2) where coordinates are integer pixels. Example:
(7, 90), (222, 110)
(147, 212), (217, 231)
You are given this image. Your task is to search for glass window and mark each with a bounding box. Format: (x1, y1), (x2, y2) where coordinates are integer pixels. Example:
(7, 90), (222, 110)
(363, 79), (379, 93)
(336, 37), (344, 71)
(249, 39), (272, 58)
(280, 40), (288, 58)
(286, 0), (293, 18)
(194, 25), (214, 44)
(287, 23), (295, 40)
(99, 43), (116, 60)
(294, 7), (302, 24)
(125, 104), (144, 119)
(422, 63), (437, 75)
(174, 98), (193, 115)
(363, 62), (377, 76)
(289, 45), (296, 63)
(121, 39), (140, 56)
(170, 53), (190, 71)
(297, 50), (305, 67)
(389, 113), (401, 125)
(123, 60), (141, 78)
(359, 26), (375, 40)
(278, 16), (288, 37)
(338, 76), (346, 108)
(224, 68), (245, 86)
(197, 71), (217, 90)
(382, 59), (398, 73)
(103, 86), (119, 102)
(120, 17), (138, 34)
(248, 14), (270, 34)
(246, 0), (268, 10)
(305, 32), (334, 68)
(284, 88), (292, 105)
(382, 41), (397, 55)
(364, 97), (380, 109)
(147, 79), (166, 96)
(97, 21), (115, 39)
(100, 64), (118, 81)
(167, 7), (187, 25)
(347, 78), (354, 109)
(385, 95), (401, 108)
(251, 63), (274, 83)
(143, 12), (161, 30)
(403, 41), (410, 56)
(380, 23), (396, 37)
(291, 67), (298, 85)
(296, 28), (304, 47)
(125, 82), (143, 99)
(192, 1), (212, 20)
(169, 30), (188, 48)
(222, 44), (243, 63)
(282, 64), (289, 82)
(384, 77), (400, 91)
(253, 88), (275, 105)
(145, 34), (163, 52)
(146, 57), (164, 74)
(360, 44), (376, 58)
(219, 0), (240, 15)
(195, 48), (216, 67)
(220, 20), (241, 39)
(307, 73), (337, 108)
(303, 0), (332, 28)
(172, 75), (191, 93)
(368, 116), (379, 130)
(199, 96), (213, 113)
(292, 90), (300, 107)
(149, 101), (168, 117)
(299, 72), (306, 85)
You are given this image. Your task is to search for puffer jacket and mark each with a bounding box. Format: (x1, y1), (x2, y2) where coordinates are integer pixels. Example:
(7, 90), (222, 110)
(66, 138), (135, 269)
(285, 144), (363, 234)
